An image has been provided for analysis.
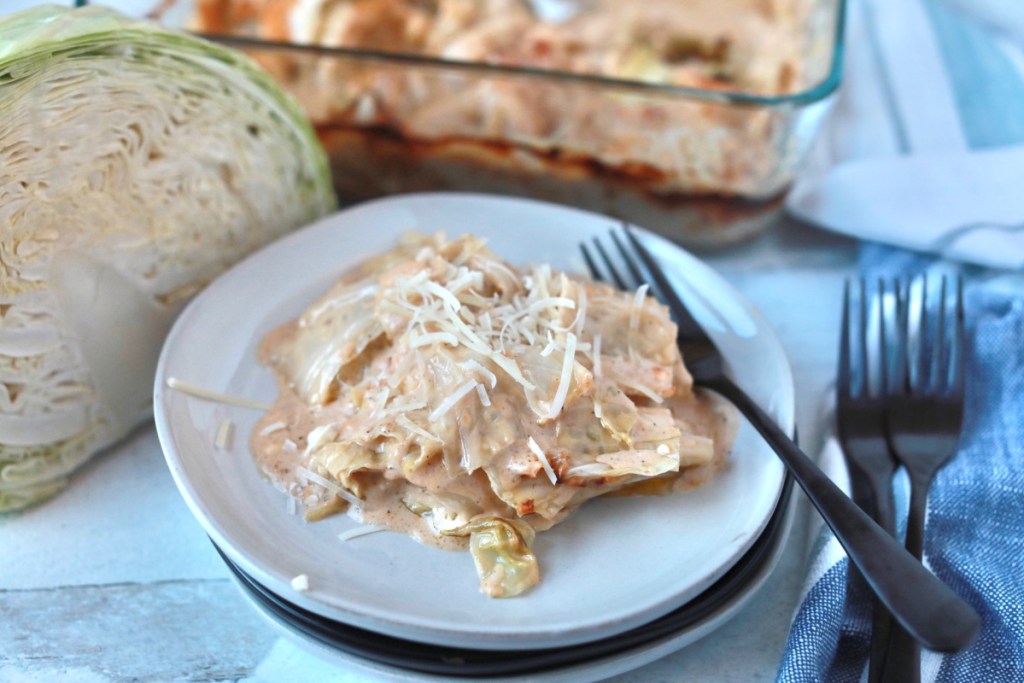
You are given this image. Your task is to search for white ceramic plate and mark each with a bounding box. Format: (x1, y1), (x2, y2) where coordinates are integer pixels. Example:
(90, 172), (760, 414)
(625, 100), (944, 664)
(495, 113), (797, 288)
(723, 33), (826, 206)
(154, 193), (792, 651)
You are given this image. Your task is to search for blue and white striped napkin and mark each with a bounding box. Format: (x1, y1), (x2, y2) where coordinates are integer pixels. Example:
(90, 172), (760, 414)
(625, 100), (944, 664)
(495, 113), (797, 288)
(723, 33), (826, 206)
(777, 1), (1024, 680)
(788, 0), (1024, 270)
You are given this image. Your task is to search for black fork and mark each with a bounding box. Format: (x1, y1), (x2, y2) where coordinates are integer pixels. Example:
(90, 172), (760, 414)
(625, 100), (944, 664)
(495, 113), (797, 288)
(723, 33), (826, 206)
(837, 279), (900, 682)
(881, 276), (968, 682)
(581, 227), (980, 653)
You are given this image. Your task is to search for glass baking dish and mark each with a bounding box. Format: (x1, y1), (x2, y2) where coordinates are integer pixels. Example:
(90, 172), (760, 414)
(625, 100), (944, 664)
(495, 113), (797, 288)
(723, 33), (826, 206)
(142, 0), (845, 250)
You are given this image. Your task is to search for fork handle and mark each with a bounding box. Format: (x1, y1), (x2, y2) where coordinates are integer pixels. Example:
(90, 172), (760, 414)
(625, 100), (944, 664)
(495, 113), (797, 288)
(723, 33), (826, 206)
(705, 377), (980, 653)
(865, 476), (897, 683)
(904, 476), (931, 560)
(880, 475), (934, 683)
(845, 472), (896, 683)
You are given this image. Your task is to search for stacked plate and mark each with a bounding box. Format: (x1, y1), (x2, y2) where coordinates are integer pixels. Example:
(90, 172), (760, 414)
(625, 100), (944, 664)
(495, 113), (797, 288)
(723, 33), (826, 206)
(153, 195), (796, 680)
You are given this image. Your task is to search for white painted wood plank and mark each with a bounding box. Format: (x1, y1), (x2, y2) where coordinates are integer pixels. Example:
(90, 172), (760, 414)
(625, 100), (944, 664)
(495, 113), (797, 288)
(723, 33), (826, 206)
(0, 580), (274, 681)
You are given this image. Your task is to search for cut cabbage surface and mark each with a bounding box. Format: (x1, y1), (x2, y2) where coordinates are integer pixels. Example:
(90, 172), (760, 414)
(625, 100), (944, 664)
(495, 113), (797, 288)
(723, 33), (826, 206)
(0, 5), (336, 511)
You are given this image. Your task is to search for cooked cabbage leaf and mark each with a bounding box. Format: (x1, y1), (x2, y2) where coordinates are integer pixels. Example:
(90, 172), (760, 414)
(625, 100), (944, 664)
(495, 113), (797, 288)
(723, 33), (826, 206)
(0, 5), (336, 511)
(444, 516), (540, 598)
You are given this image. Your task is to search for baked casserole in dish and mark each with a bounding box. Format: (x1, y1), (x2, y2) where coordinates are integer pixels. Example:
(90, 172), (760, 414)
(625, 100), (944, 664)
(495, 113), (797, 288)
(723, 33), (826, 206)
(152, 0), (845, 248)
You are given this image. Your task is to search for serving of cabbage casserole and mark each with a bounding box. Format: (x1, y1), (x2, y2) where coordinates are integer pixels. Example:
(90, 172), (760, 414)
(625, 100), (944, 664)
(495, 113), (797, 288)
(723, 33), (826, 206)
(253, 232), (735, 597)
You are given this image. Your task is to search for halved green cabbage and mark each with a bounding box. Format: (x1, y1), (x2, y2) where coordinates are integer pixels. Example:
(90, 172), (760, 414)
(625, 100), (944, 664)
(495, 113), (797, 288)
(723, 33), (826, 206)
(0, 5), (336, 511)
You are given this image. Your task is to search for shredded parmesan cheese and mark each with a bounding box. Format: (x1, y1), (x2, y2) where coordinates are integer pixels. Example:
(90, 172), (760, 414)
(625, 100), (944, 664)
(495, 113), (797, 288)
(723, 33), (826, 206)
(629, 284), (650, 334)
(385, 400), (427, 414)
(410, 331), (459, 348)
(461, 359), (497, 388)
(424, 280), (462, 311)
(259, 421), (287, 437)
(338, 525), (386, 542)
(214, 418), (234, 451)
(250, 234), (728, 601)
(619, 379), (665, 404)
(445, 267), (482, 293)
(443, 304), (490, 352)
(396, 414), (443, 443)
(529, 296), (576, 314)
(295, 466), (361, 506)
(303, 424), (336, 456)
(527, 436), (558, 485)
(429, 379), (479, 421)
(574, 286), (588, 336)
(566, 463), (609, 478)
(290, 574), (310, 591)
(545, 332), (577, 420)
(488, 353), (535, 392)
(540, 331), (556, 357)
(166, 377), (272, 411)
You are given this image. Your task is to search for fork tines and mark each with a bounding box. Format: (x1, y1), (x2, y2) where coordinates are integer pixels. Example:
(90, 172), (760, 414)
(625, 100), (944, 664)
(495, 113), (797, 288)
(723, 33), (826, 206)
(841, 275), (964, 402)
(839, 277), (890, 402)
(580, 226), (709, 347)
(893, 275), (965, 400)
